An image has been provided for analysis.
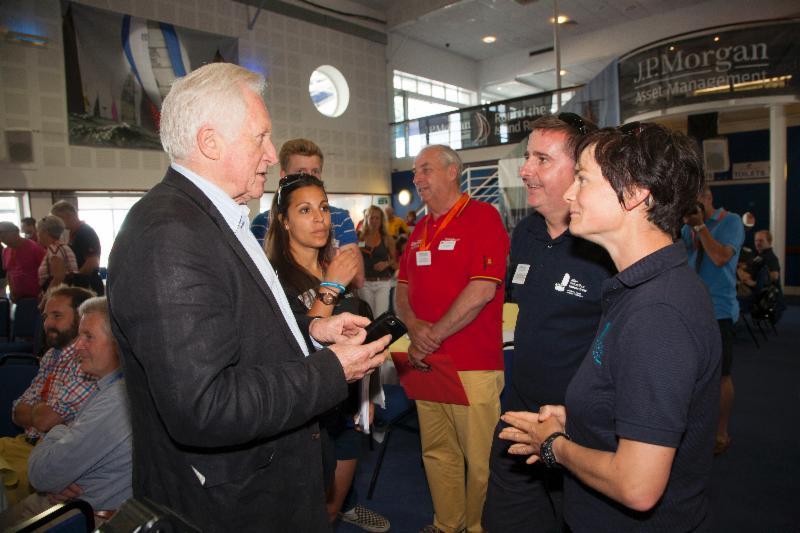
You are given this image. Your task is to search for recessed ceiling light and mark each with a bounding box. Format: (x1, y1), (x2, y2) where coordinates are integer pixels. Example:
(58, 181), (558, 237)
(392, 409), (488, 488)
(482, 35), (497, 44)
(549, 15), (571, 24)
(713, 36), (720, 42)
(560, 69), (567, 76)
(669, 45), (675, 51)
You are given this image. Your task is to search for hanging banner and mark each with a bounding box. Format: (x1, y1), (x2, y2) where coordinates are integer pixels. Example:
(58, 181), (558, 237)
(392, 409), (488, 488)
(618, 20), (800, 121)
(401, 92), (554, 152)
(63, 2), (238, 149)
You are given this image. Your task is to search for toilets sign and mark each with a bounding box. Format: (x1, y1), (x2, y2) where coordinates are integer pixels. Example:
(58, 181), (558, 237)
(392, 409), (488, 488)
(618, 21), (800, 120)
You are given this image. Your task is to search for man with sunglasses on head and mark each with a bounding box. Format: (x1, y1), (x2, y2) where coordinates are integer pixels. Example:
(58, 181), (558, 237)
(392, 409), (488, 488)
(251, 138), (364, 288)
(482, 114), (615, 533)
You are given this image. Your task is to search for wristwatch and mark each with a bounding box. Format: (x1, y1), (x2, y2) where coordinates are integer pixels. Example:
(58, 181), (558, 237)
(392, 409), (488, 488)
(540, 431), (570, 468)
(316, 289), (339, 306)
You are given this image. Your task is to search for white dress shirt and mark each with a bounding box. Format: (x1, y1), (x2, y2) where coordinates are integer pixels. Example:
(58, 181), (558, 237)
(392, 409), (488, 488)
(172, 163), (310, 356)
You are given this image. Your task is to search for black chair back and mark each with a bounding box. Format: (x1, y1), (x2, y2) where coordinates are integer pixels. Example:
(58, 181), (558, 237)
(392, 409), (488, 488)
(0, 353), (39, 437)
(6, 499), (94, 532)
(11, 298), (40, 341)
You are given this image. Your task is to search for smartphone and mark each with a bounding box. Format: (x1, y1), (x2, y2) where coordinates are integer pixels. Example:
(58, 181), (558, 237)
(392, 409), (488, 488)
(364, 312), (407, 345)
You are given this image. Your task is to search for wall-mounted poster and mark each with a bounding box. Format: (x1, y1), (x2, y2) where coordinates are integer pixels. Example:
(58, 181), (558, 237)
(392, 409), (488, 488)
(62, 2), (238, 149)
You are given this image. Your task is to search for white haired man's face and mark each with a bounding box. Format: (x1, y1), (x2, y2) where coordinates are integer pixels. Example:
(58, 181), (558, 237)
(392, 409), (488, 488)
(219, 88), (278, 204)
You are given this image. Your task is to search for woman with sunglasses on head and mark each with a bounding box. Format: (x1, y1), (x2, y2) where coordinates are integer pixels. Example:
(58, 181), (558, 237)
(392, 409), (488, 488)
(499, 124), (721, 531)
(265, 173), (390, 532)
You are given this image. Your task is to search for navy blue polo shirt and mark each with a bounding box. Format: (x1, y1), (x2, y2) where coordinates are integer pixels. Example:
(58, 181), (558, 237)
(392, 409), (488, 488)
(506, 213), (615, 412)
(564, 242), (721, 532)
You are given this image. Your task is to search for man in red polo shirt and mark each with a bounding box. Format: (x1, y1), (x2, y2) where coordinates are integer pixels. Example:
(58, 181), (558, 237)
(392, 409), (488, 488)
(396, 144), (509, 533)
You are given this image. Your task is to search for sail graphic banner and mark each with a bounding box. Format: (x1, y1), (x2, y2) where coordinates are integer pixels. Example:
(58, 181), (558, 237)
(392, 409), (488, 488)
(63, 1), (238, 149)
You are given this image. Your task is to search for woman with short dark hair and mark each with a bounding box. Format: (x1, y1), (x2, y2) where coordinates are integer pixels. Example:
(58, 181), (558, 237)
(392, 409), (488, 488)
(500, 123), (721, 531)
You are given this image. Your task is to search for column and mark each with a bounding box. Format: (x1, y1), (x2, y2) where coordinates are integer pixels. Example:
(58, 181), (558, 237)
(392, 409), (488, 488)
(769, 104), (787, 286)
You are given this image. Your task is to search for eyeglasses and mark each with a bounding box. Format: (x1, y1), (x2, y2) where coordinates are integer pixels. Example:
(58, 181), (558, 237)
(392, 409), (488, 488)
(276, 173), (323, 205)
(618, 121), (649, 136)
(557, 112), (590, 135)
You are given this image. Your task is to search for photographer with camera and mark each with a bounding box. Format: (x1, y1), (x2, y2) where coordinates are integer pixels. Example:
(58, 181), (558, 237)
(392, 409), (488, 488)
(681, 184), (744, 455)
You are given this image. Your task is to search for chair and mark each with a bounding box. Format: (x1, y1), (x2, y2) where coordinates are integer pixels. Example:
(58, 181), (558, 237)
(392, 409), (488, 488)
(11, 298), (39, 341)
(0, 353), (39, 437)
(737, 311), (761, 348)
(366, 383), (418, 500)
(6, 499), (94, 532)
(0, 297), (10, 341)
(98, 496), (201, 532)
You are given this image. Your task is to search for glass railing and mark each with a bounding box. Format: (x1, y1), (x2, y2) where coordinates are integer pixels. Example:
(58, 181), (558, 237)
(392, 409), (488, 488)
(391, 86), (581, 158)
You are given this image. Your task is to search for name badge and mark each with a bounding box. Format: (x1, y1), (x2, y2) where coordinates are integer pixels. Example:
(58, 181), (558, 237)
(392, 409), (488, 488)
(438, 239), (456, 251)
(416, 250), (432, 266)
(512, 263), (530, 284)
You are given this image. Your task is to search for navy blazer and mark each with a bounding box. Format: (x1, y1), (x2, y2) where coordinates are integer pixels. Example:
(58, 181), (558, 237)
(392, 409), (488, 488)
(108, 168), (346, 531)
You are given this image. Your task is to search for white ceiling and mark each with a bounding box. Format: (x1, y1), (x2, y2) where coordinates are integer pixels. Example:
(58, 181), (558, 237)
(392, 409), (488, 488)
(346, 0), (799, 99)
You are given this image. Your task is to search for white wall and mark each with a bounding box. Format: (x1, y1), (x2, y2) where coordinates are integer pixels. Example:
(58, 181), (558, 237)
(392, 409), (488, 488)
(0, 0), (392, 197)
(387, 34), (479, 93)
(479, 0), (800, 90)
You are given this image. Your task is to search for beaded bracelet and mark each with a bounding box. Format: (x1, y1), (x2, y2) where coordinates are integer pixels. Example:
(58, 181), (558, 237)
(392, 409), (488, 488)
(320, 281), (346, 294)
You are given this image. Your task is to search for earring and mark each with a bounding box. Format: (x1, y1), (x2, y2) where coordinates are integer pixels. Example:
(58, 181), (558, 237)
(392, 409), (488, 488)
(644, 195), (652, 207)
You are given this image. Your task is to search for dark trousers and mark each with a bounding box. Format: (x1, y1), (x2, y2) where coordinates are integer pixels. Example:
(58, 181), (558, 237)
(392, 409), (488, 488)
(482, 423), (565, 532)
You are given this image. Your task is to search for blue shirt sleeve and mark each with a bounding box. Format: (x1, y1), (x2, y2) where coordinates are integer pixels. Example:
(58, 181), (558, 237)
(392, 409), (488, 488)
(250, 211), (269, 246)
(714, 213), (745, 253)
(330, 207), (357, 247)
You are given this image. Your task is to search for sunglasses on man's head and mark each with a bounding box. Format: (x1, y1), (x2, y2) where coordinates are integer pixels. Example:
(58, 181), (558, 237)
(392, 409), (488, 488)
(557, 112), (591, 136)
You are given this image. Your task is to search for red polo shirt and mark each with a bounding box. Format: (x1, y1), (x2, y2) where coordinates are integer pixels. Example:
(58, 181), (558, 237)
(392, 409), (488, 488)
(2, 238), (45, 301)
(398, 196), (509, 371)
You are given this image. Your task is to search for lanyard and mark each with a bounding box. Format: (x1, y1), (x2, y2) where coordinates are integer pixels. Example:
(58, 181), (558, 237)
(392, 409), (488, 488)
(419, 193), (469, 251)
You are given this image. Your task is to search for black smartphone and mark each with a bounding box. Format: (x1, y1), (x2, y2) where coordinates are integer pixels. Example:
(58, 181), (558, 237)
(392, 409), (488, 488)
(364, 312), (407, 345)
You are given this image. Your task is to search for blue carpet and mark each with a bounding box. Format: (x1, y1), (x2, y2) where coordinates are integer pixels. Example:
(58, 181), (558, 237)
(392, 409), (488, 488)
(338, 305), (800, 532)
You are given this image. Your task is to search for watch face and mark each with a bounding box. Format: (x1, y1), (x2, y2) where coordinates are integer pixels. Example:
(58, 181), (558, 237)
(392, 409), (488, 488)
(317, 291), (337, 305)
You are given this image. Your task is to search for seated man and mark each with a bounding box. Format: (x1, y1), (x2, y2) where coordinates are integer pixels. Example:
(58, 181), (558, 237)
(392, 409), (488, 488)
(0, 296), (131, 528)
(739, 230), (785, 321)
(0, 286), (96, 505)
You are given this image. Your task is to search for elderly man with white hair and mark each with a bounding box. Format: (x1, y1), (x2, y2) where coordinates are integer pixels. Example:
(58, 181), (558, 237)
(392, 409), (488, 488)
(107, 62), (390, 531)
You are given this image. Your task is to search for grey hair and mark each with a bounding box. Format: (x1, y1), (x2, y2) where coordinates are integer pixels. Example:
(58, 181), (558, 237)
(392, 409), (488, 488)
(420, 144), (464, 176)
(78, 296), (112, 336)
(160, 63), (266, 162)
(50, 200), (77, 216)
(39, 215), (66, 239)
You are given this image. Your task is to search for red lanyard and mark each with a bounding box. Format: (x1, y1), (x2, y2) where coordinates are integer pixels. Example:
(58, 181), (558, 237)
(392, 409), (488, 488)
(419, 193), (469, 251)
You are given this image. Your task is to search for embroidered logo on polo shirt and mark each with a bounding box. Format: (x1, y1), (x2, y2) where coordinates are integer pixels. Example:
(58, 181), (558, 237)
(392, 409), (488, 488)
(592, 321), (612, 366)
(554, 273), (588, 298)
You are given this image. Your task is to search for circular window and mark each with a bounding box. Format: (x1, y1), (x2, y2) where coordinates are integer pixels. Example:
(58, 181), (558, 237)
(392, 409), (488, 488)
(309, 65), (349, 117)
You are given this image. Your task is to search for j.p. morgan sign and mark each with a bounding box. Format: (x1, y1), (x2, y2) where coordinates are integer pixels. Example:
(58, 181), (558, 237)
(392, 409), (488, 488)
(619, 21), (800, 120)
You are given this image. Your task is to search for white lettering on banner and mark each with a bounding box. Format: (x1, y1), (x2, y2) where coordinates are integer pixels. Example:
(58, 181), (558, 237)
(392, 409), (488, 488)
(634, 43), (769, 84)
(633, 70), (778, 104)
